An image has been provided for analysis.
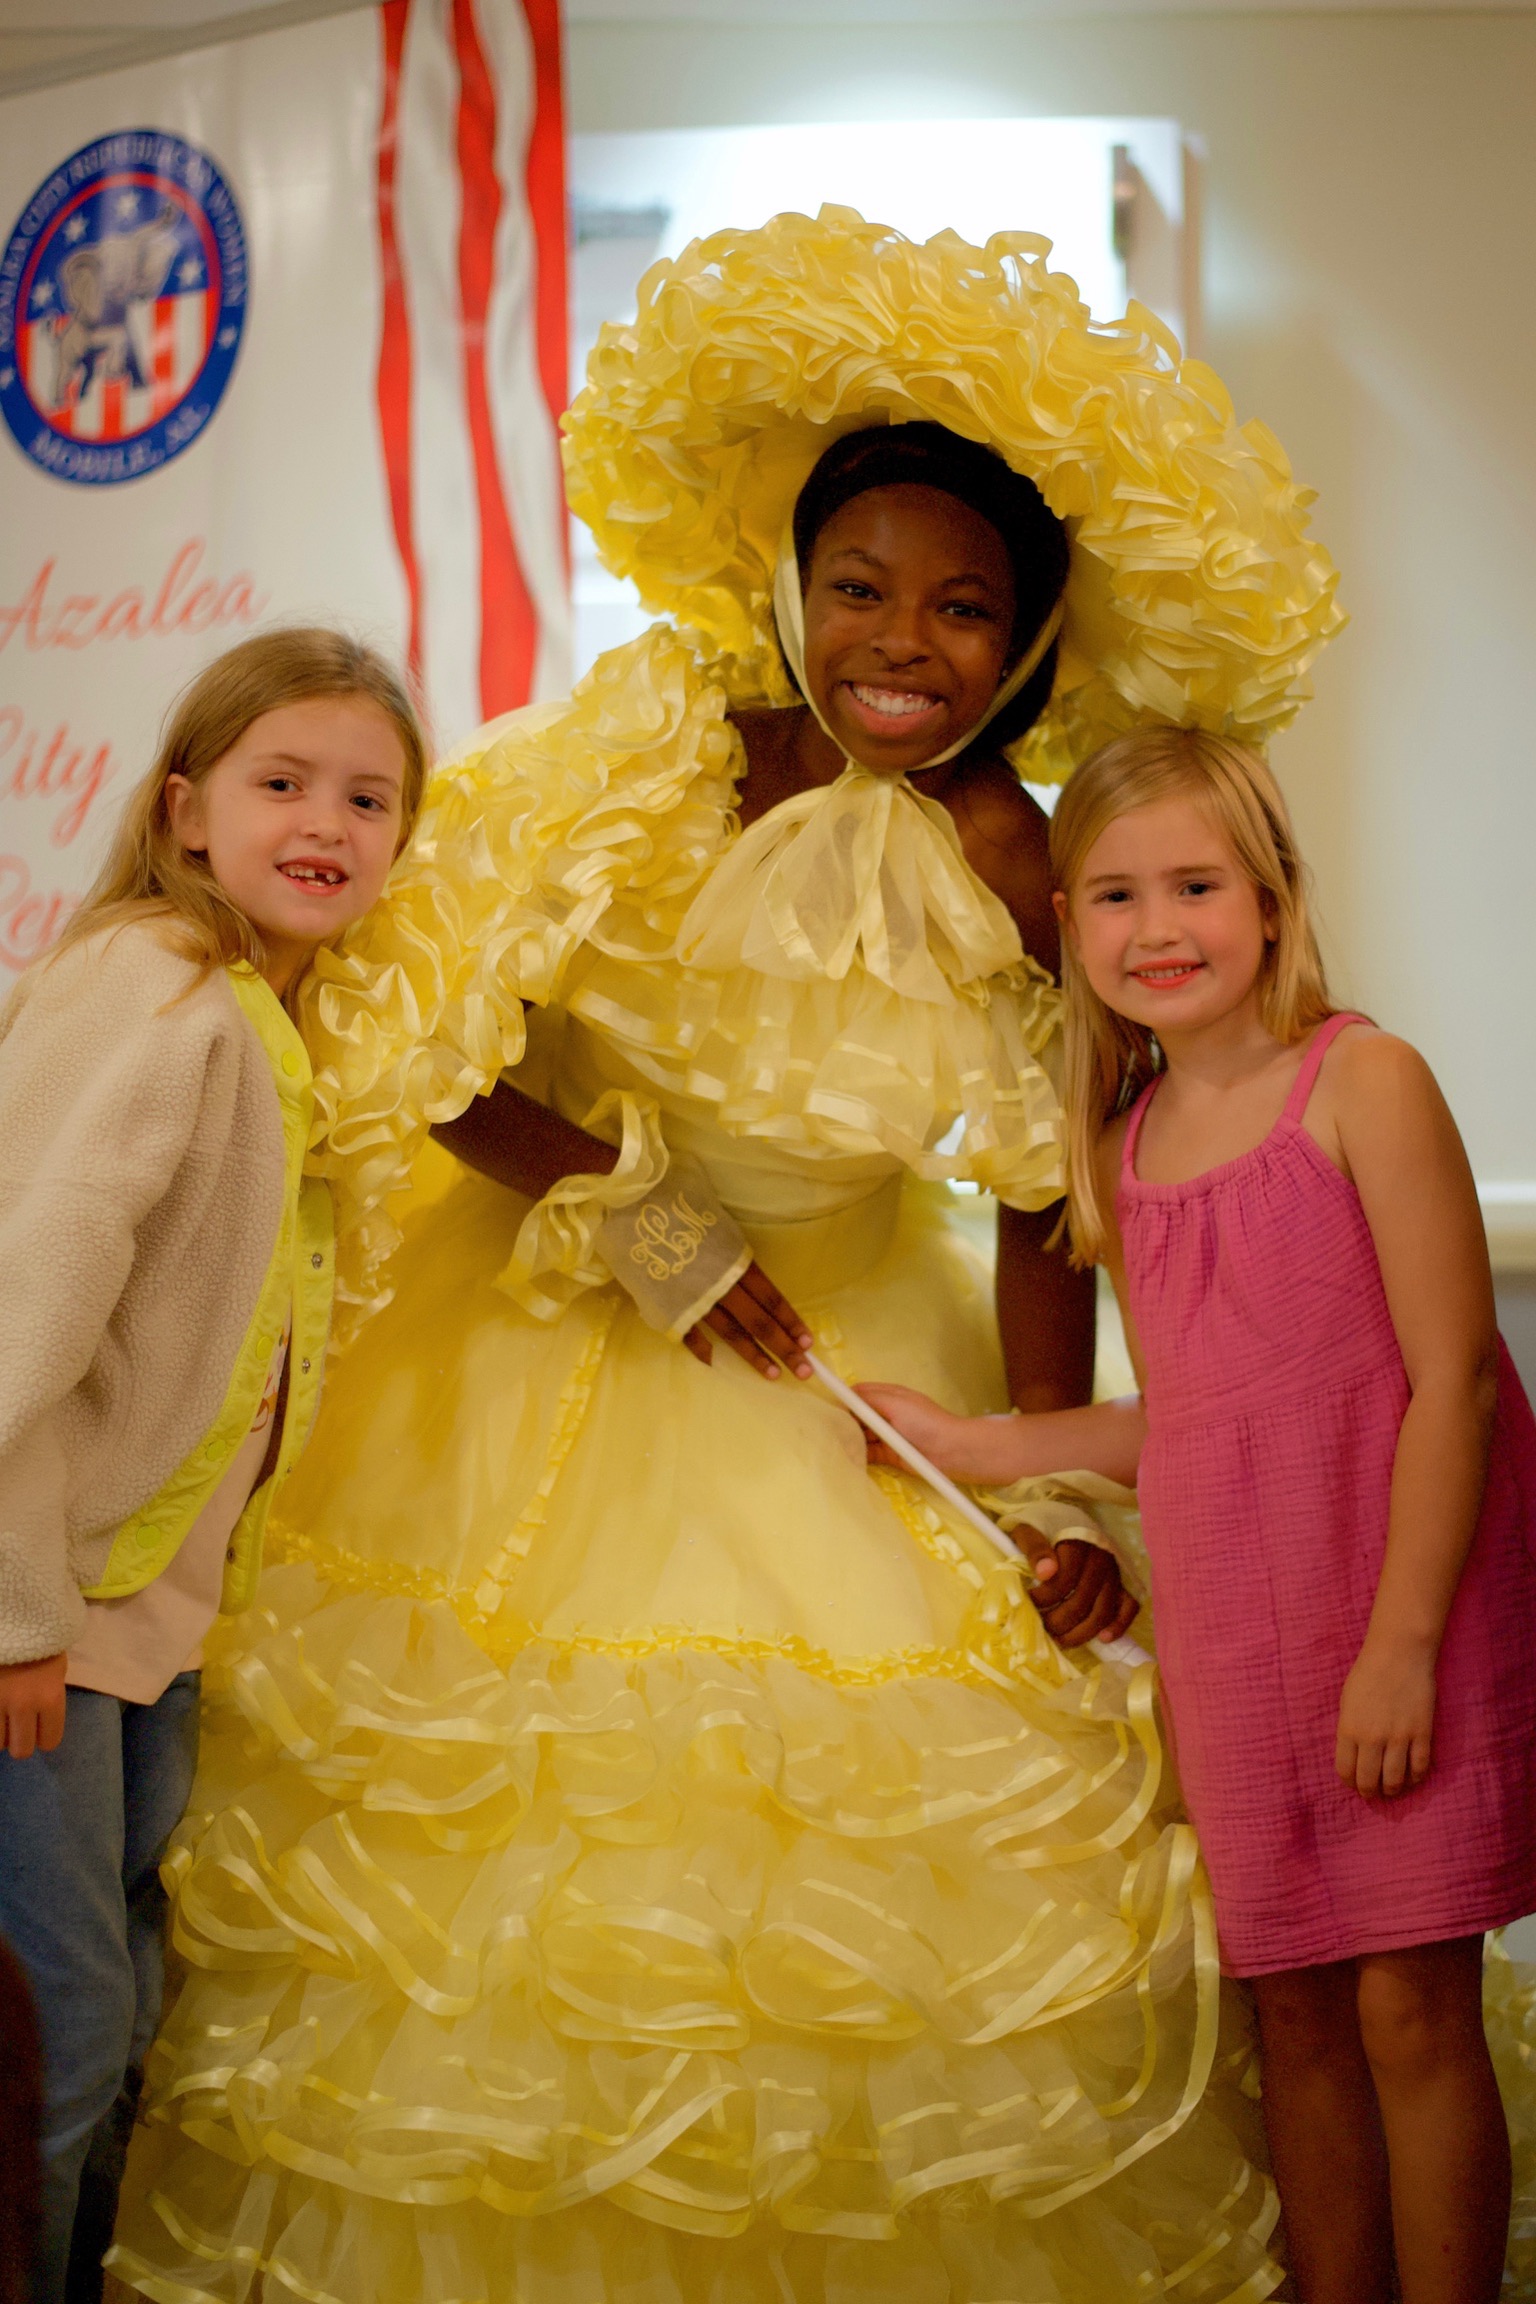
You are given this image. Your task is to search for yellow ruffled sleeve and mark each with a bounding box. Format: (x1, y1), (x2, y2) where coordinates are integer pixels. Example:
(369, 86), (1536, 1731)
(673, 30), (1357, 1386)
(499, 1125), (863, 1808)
(495, 1086), (672, 1323)
(299, 626), (742, 1343)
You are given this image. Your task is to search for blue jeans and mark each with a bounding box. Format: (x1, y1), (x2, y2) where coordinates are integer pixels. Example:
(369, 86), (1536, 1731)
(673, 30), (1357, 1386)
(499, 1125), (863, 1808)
(0, 1674), (200, 2304)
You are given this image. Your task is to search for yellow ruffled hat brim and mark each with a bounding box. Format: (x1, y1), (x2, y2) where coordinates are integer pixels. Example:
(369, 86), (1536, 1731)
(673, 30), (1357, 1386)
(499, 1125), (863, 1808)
(563, 206), (1345, 782)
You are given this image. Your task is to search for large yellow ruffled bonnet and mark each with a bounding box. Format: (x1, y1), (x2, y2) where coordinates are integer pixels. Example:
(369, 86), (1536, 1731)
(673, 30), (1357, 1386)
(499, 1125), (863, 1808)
(563, 204), (1344, 783)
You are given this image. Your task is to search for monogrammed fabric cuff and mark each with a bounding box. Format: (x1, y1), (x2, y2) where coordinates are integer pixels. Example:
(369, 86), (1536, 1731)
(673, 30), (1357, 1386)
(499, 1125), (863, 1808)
(496, 1089), (669, 1323)
(596, 1153), (752, 1342)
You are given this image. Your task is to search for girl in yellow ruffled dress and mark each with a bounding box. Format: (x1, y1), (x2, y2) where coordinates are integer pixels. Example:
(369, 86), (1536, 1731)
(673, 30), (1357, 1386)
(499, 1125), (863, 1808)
(108, 211), (1363, 2304)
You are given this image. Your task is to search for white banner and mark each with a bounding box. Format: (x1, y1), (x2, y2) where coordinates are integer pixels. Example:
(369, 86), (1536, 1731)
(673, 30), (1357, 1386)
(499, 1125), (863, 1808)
(0, 0), (569, 975)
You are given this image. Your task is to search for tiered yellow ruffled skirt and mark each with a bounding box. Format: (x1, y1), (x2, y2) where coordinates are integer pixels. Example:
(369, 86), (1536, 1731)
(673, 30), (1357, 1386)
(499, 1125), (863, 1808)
(110, 1166), (1294, 2302)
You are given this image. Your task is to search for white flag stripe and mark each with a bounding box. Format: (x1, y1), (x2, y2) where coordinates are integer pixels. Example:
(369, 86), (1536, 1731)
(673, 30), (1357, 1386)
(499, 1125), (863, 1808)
(475, 0), (570, 704)
(150, 292), (177, 417)
(396, 0), (481, 749)
(176, 287), (205, 405)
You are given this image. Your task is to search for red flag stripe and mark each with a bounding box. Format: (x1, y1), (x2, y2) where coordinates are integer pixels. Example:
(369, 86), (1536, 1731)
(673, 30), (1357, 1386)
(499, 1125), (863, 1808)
(151, 295), (177, 420)
(452, 0), (538, 718)
(21, 322), (42, 417)
(519, 0), (569, 573)
(376, 0), (425, 694)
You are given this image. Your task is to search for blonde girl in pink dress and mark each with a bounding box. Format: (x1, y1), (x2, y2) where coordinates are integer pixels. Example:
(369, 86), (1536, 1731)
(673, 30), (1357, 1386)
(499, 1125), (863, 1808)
(862, 725), (1536, 2303)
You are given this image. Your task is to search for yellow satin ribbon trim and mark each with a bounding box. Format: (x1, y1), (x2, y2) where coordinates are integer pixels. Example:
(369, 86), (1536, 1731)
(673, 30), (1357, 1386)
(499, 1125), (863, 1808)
(610, 2182), (751, 2242)
(1164, 2167), (1283, 2295)
(854, 1467), (1165, 1868)
(870, 1464), (987, 1593)
(283, 1817), (480, 2018)
(113, 2199), (266, 2276)
(257, 1531), (995, 1690)
(973, 1672), (1163, 1869)
(171, 1804), (339, 1971)
(322, 2057), (744, 2222)
(472, 1294), (619, 1614)
(742, 1919), (927, 2042)
(126, 1971), (1269, 2275)
(1017, 1825), (1221, 2220)
(196, 1620), (1193, 2069)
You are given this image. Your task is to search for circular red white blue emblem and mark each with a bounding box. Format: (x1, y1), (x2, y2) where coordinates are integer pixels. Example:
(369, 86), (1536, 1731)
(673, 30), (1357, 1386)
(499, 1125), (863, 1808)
(0, 129), (246, 486)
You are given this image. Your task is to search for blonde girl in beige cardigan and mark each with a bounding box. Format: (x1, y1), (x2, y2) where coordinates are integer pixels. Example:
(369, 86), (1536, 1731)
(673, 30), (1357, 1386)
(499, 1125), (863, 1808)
(0, 629), (425, 2304)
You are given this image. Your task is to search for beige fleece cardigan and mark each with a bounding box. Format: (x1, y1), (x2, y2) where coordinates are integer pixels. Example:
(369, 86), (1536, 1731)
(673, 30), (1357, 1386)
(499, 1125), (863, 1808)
(0, 921), (293, 1667)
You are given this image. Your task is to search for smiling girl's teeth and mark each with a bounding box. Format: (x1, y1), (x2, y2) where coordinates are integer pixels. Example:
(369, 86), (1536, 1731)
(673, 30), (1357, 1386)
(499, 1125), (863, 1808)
(848, 683), (937, 719)
(282, 863), (345, 887)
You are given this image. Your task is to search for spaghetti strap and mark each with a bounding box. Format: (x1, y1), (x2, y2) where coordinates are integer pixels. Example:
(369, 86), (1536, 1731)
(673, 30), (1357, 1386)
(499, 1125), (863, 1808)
(1120, 1076), (1163, 1181)
(1281, 1011), (1370, 1126)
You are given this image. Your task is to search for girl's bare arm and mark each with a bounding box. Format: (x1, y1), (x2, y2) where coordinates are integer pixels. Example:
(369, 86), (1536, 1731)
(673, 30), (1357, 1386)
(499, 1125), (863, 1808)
(854, 1384), (1146, 1488)
(1328, 1032), (1500, 1798)
(864, 1121), (1148, 1486)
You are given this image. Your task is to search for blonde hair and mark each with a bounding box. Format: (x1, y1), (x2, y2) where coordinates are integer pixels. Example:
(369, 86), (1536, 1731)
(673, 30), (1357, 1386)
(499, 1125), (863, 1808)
(1051, 725), (1332, 1264)
(54, 627), (428, 990)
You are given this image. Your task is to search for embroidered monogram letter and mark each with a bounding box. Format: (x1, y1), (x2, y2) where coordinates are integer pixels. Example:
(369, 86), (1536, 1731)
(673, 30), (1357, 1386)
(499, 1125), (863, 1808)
(629, 1189), (719, 1281)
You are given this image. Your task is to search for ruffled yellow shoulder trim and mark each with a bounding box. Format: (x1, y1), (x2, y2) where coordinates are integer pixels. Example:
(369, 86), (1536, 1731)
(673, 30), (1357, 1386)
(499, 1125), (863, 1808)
(298, 625), (741, 1340)
(300, 626), (1065, 1342)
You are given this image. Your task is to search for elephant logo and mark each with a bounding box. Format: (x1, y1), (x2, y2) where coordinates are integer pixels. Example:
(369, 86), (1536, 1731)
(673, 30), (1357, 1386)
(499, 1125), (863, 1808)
(0, 130), (247, 486)
(51, 200), (182, 413)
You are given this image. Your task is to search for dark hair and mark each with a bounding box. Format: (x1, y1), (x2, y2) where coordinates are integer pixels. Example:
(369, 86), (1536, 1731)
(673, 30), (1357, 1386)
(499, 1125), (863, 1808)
(791, 422), (1070, 748)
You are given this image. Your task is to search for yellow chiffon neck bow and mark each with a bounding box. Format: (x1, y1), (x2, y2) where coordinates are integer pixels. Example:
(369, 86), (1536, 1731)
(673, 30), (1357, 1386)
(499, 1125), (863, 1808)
(675, 765), (1023, 1003)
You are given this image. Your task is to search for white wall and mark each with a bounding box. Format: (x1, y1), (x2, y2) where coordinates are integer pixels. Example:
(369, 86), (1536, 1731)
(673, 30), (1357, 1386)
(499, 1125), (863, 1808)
(567, 10), (1536, 1229)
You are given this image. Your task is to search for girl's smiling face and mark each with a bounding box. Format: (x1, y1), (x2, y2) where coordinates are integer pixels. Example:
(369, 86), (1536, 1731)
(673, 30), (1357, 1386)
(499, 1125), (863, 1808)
(800, 484), (1016, 774)
(1058, 793), (1275, 1038)
(166, 695), (407, 992)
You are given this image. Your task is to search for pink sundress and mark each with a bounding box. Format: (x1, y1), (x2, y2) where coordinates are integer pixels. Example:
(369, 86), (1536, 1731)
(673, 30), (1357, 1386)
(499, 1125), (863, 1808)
(1118, 1011), (1536, 1975)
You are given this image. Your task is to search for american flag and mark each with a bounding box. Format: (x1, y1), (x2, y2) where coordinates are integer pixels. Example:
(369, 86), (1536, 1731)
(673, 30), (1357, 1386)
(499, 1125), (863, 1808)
(376, 0), (569, 725)
(11, 0), (569, 730)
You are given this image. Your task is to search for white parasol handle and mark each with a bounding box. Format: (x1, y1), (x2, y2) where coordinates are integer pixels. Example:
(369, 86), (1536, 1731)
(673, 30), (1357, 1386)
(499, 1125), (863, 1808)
(806, 1354), (1152, 1671)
